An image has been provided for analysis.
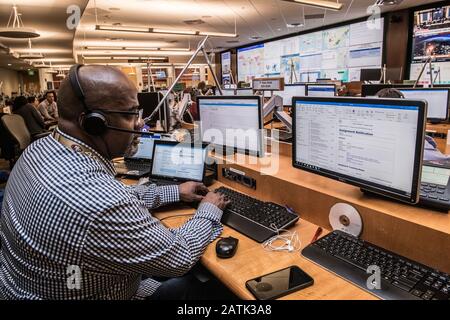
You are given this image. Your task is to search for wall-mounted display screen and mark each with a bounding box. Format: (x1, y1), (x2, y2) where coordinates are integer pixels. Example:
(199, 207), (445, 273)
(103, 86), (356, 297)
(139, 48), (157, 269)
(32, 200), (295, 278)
(221, 51), (232, 85)
(409, 5), (450, 84)
(237, 18), (384, 84)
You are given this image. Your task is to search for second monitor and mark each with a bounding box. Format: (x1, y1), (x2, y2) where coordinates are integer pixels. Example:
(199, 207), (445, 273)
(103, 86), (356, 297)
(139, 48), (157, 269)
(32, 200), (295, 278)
(396, 88), (450, 123)
(197, 96), (264, 157)
(306, 84), (336, 97)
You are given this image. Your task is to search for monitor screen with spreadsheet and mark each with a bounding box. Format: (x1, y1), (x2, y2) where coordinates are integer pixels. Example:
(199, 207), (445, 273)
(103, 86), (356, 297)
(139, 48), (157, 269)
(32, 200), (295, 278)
(306, 84), (336, 97)
(197, 96), (264, 157)
(292, 97), (427, 203)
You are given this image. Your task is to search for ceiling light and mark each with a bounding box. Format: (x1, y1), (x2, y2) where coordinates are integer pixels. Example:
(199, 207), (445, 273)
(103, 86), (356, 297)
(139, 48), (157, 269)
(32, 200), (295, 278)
(19, 39), (44, 59)
(287, 22), (304, 28)
(282, 0), (343, 11)
(0, 6), (40, 38)
(96, 24), (237, 38)
(83, 46), (190, 52)
(7, 63), (12, 66)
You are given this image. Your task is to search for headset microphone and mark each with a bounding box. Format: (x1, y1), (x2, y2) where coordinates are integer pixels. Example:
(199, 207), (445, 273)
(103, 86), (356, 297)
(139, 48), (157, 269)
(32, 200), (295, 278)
(106, 125), (148, 135)
(69, 64), (145, 136)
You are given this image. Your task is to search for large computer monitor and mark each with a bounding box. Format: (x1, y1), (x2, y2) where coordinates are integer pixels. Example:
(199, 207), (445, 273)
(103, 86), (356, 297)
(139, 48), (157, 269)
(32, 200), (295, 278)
(197, 96), (264, 157)
(360, 68), (382, 82)
(306, 84), (336, 97)
(396, 88), (450, 123)
(361, 84), (422, 97)
(138, 91), (170, 132)
(292, 97), (427, 204)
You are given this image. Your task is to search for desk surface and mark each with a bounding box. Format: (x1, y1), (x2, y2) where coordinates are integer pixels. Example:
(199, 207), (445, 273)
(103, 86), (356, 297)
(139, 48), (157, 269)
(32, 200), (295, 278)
(122, 178), (377, 300)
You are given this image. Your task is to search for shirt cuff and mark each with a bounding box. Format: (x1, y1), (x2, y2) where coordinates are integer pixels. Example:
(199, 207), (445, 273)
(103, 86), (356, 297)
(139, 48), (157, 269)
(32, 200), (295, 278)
(195, 202), (223, 222)
(157, 185), (180, 205)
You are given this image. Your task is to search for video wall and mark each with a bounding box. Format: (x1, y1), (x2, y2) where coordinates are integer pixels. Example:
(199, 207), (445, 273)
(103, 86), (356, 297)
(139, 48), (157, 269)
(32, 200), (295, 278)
(236, 18), (384, 84)
(409, 5), (450, 84)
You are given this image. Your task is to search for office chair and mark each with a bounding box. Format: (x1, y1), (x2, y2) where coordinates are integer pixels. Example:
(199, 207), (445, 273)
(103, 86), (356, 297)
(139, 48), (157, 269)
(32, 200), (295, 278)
(1, 114), (50, 168)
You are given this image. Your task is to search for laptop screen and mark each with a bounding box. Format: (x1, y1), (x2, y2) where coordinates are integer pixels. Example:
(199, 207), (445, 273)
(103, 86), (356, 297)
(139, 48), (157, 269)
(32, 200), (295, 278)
(128, 136), (155, 160)
(151, 141), (207, 182)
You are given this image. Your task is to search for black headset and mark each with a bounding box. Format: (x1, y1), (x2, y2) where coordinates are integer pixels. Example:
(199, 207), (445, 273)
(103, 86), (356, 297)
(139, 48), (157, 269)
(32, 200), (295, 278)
(68, 64), (144, 136)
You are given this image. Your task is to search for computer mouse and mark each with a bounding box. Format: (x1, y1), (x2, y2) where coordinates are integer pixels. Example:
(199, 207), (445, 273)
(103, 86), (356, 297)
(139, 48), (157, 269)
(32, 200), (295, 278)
(216, 236), (239, 259)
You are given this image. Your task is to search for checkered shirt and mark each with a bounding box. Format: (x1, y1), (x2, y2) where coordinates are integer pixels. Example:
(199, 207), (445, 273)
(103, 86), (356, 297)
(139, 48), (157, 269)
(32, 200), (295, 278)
(0, 128), (223, 300)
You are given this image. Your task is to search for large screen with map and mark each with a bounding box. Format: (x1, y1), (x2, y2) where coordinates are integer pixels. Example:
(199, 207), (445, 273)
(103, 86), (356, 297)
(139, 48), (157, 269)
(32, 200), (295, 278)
(237, 18), (384, 84)
(409, 5), (450, 84)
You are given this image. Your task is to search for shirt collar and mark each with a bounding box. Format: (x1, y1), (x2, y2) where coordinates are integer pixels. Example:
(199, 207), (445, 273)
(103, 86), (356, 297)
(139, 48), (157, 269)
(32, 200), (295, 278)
(53, 127), (116, 176)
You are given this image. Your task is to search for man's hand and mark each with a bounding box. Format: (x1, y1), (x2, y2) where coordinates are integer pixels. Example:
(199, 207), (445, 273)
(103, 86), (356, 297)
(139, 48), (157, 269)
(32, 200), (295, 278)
(179, 182), (209, 202)
(201, 191), (231, 211)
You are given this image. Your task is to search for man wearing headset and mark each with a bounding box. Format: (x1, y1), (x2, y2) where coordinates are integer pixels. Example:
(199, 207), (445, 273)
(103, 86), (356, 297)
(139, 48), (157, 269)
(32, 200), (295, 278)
(0, 65), (230, 300)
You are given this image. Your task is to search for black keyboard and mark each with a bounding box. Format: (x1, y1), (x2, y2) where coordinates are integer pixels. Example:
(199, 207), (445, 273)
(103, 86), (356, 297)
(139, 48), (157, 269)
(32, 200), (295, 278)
(419, 182), (450, 211)
(215, 186), (299, 243)
(302, 230), (450, 300)
(115, 161), (151, 172)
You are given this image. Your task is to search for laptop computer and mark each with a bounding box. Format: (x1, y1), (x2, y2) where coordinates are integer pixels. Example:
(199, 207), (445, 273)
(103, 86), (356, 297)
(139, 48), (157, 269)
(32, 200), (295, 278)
(149, 140), (209, 185)
(114, 134), (158, 177)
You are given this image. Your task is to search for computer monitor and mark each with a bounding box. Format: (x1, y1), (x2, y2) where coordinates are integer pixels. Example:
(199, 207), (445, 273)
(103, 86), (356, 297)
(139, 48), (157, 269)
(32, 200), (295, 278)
(138, 91), (170, 132)
(126, 135), (157, 160)
(361, 84), (422, 97)
(396, 88), (450, 122)
(306, 84), (336, 97)
(197, 96), (264, 157)
(236, 88), (254, 96)
(276, 84), (306, 106)
(150, 140), (208, 183)
(137, 92), (160, 124)
(292, 97), (427, 204)
(360, 68), (382, 82)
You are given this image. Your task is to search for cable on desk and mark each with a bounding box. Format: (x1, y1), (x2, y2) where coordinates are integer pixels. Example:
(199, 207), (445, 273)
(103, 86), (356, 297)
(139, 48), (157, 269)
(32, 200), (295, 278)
(262, 223), (302, 253)
(159, 213), (195, 222)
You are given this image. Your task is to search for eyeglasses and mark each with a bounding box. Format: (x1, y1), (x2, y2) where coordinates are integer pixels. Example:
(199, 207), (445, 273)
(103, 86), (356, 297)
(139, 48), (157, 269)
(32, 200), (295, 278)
(98, 108), (143, 121)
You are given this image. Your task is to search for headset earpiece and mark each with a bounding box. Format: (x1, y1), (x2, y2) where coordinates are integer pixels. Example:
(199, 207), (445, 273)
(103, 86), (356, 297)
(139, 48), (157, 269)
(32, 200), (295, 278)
(69, 64), (109, 136)
(81, 111), (108, 136)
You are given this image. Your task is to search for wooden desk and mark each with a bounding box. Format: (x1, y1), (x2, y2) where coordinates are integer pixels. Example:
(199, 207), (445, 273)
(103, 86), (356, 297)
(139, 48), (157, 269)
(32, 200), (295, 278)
(213, 151), (450, 274)
(122, 178), (376, 300)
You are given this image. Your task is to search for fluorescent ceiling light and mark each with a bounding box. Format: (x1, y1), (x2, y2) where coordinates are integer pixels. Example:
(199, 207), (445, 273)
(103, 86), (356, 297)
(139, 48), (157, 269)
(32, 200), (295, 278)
(83, 46), (190, 52)
(82, 56), (168, 60)
(96, 24), (237, 38)
(283, 0), (343, 11)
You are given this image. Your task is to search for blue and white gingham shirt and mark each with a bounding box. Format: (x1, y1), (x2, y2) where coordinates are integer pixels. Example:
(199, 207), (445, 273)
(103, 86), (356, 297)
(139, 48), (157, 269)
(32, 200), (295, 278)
(0, 128), (223, 300)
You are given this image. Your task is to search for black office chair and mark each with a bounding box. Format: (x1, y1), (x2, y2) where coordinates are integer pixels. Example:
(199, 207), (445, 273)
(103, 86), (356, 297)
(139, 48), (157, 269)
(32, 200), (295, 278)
(0, 114), (50, 168)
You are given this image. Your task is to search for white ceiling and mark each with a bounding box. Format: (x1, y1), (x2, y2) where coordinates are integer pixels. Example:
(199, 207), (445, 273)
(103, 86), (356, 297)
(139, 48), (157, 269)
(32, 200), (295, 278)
(0, 0), (88, 70)
(0, 0), (445, 70)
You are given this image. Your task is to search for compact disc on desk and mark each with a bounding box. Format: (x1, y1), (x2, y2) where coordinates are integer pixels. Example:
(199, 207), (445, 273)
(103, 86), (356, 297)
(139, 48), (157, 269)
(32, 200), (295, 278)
(329, 203), (363, 237)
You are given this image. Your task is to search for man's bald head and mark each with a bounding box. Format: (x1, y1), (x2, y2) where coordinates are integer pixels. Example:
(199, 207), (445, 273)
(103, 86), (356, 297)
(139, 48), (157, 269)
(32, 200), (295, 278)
(56, 65), (142, 160)
(58, 65), (138, 121)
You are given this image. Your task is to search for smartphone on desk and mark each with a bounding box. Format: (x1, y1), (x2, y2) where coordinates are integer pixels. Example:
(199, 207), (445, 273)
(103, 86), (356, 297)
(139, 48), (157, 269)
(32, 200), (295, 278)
(245, 265), (314, 300)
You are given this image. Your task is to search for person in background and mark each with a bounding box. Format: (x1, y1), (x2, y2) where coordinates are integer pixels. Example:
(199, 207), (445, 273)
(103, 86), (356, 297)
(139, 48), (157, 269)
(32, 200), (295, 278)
(38, 91), (58, 121)
(376, 88), (450, 161)
(12, 96), (47, 138)
(27, 96), (40, 110)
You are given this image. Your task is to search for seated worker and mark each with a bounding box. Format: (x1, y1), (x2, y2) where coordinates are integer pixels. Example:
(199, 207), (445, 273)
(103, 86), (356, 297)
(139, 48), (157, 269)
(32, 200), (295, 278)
(12, 96), (47, 138)
(38, 90), (59, 122)
(376, 88), (450, 162)
(0, 65), (230, 300)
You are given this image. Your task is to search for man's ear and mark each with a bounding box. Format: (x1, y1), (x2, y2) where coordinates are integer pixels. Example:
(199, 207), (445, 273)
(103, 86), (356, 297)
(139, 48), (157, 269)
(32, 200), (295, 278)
(78, 112), (86, 129)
